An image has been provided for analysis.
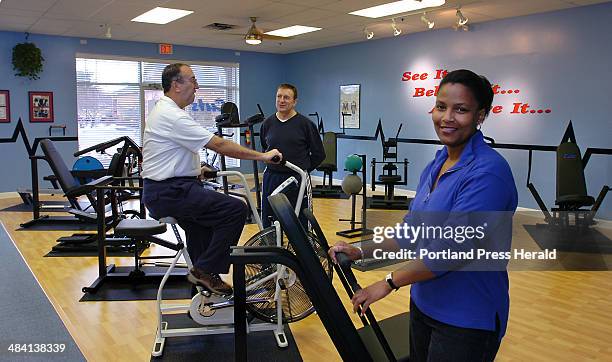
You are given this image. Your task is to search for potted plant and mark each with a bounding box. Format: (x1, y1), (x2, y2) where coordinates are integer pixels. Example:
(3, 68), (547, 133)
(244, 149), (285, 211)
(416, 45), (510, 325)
(12, 42), (45, 80)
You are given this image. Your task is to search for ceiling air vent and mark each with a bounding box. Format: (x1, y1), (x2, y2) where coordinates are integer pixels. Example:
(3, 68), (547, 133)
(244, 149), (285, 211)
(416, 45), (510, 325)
(203, 23), (238, 31)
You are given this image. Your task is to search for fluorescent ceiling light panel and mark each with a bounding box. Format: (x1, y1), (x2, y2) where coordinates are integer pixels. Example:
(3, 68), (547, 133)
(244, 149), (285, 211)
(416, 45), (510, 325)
(131, 7), (193, 24)
(350, 0), (445, 18)
(265, 25), (321, 37)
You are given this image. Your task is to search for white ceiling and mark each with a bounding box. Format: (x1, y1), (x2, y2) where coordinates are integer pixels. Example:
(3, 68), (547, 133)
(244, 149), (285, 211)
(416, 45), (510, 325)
(0, 0), (609, 54)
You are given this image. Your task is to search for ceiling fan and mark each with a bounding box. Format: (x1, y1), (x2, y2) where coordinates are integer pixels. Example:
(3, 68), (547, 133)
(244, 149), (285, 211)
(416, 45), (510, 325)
(244, 17), (290, 45)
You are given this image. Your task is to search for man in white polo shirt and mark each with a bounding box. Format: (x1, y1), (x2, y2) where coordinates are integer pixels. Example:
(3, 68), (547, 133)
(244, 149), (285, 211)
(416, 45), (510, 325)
(142, 63), (281, 295)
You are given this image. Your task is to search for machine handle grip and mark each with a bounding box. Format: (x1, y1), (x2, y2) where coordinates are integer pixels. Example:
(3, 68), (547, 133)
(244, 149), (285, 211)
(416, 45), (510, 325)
(74, 136), (123, 156)
(336, 252), (353, 269)
(201, 171), (218, 179)
(271, 155), (285, 165)
(336, 252), (362, 291)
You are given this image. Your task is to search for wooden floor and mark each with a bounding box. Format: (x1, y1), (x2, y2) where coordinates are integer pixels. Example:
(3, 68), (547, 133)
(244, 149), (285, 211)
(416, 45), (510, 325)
(1, 191), (611, 362)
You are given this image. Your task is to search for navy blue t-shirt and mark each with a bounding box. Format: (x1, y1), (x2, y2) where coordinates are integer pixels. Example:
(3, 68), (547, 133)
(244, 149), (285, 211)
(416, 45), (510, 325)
(260, 113), (325, 173)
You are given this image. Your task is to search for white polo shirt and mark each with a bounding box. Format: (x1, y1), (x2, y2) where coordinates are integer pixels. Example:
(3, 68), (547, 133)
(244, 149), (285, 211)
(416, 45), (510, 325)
(141, 96), (214, 181)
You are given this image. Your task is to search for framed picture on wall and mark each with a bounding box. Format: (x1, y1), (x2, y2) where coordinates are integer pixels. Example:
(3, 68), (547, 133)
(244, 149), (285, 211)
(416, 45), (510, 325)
(0, 90), (10, 123)
(340, 84), (360, 129)
(29, 91), (54, 122)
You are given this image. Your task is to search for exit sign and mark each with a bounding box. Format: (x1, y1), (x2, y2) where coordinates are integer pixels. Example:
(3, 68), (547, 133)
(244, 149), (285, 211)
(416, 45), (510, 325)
(159, 43), (173, 55)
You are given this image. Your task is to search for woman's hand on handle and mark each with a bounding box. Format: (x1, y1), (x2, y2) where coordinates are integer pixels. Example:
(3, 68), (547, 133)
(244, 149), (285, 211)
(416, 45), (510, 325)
(351, 281), (392, 316)
(328, 241), (363, 264)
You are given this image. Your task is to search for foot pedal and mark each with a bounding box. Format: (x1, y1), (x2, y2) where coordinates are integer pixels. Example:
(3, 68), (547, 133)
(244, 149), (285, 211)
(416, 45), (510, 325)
(151, 321), (167, 357)
(278, 279), (287, 290)
(192, 282), (231, 297)
(274, 330), (288, 348)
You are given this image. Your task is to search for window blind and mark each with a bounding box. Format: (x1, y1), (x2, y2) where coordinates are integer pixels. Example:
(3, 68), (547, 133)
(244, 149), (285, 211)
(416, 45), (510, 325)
(76, 57), (240, 168)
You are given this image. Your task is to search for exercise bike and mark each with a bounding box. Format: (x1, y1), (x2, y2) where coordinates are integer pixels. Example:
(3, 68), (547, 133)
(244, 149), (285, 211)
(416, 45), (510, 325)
(152, 159), (331, 357)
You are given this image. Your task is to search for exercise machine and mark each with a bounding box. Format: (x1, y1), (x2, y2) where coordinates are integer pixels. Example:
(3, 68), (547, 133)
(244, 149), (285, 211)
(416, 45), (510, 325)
(43, 137), (144, 253)
(527, 122), (610, 228)
(310, 112), (345, 198)
(231, 194), (410, 361)
(151, 159), (331, 356)
(368, 123), (410, 210)
(19, 135), (141, 229)
(215, 102), (265, 214)
(81, 176), (184, 295)
(0, 119), (84, 226)
(20, 139), (104, 228)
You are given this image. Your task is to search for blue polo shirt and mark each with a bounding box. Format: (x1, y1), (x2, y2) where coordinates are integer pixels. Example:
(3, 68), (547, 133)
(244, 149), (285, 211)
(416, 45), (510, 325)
(404, 130), (517, 338)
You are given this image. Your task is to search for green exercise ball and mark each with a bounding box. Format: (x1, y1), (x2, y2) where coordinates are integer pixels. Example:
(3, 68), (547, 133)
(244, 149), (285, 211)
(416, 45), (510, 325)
(342, 174), (362, 195)
(344, 154), (363, 172)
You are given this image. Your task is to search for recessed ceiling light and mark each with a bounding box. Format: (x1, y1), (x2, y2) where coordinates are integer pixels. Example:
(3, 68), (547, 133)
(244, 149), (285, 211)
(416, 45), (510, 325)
(350, 0), (445, 19)
(264, 25), (321, 37)
(131, 7), (193, 25)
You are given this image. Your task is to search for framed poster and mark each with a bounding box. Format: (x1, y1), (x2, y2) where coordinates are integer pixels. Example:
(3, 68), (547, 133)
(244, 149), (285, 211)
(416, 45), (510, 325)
(0, 90), (9, 123)
(29, 91), (54, 122)
(340, 84), (360, 129)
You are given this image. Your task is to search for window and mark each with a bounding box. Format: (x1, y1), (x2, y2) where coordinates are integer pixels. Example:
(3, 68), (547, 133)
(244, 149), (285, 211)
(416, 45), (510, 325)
(75, 56), (240, 167)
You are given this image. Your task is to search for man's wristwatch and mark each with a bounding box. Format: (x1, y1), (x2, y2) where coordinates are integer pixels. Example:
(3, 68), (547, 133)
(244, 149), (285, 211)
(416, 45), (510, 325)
(385, 272), (399, 291)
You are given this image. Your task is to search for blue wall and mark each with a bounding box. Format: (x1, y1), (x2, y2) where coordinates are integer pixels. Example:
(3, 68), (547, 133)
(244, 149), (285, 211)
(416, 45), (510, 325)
(0, 31), (284, 192)
(1, 2), (611, 219)
(285, 2), (612, 219)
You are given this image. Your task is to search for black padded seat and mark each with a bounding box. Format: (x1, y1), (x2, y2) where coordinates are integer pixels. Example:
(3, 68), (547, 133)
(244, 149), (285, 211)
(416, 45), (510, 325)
(316, 132), (338, 173)
(115, 219), (167, 237)
(555, 194), (595, 207)
(39, 139), (112, 217)
(379, 175), (402, 183)
(555, 141), (593, 209)
(317, 163), (337, 172)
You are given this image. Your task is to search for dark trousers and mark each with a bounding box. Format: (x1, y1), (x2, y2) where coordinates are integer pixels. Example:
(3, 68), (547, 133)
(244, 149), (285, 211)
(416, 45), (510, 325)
(409, 300), (501, 362)
(261, 170), (308, 229)
(143, 178), (247, 274)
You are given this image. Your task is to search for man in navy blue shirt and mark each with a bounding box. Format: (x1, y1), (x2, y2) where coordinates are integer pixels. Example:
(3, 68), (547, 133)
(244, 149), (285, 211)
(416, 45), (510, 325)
(260, 84), (325, 228)
(330, 69), (518, 362)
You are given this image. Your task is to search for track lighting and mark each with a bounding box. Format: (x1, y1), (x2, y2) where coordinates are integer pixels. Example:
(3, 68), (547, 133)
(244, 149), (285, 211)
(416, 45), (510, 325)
(364, 28), (374, 40)
(420, 12), (434, 29)
(456, 9), (468, 26)
(391, 18), (401, 36)
(104, 24), (112, 39)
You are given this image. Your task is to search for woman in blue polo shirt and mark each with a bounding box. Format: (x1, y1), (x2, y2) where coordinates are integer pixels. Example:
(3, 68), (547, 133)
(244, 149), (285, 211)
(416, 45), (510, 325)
(330, 69), (518, 361)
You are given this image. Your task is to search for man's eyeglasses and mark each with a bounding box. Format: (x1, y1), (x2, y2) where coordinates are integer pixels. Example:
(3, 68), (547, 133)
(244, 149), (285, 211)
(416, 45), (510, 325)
(174, 75), (198, 85)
